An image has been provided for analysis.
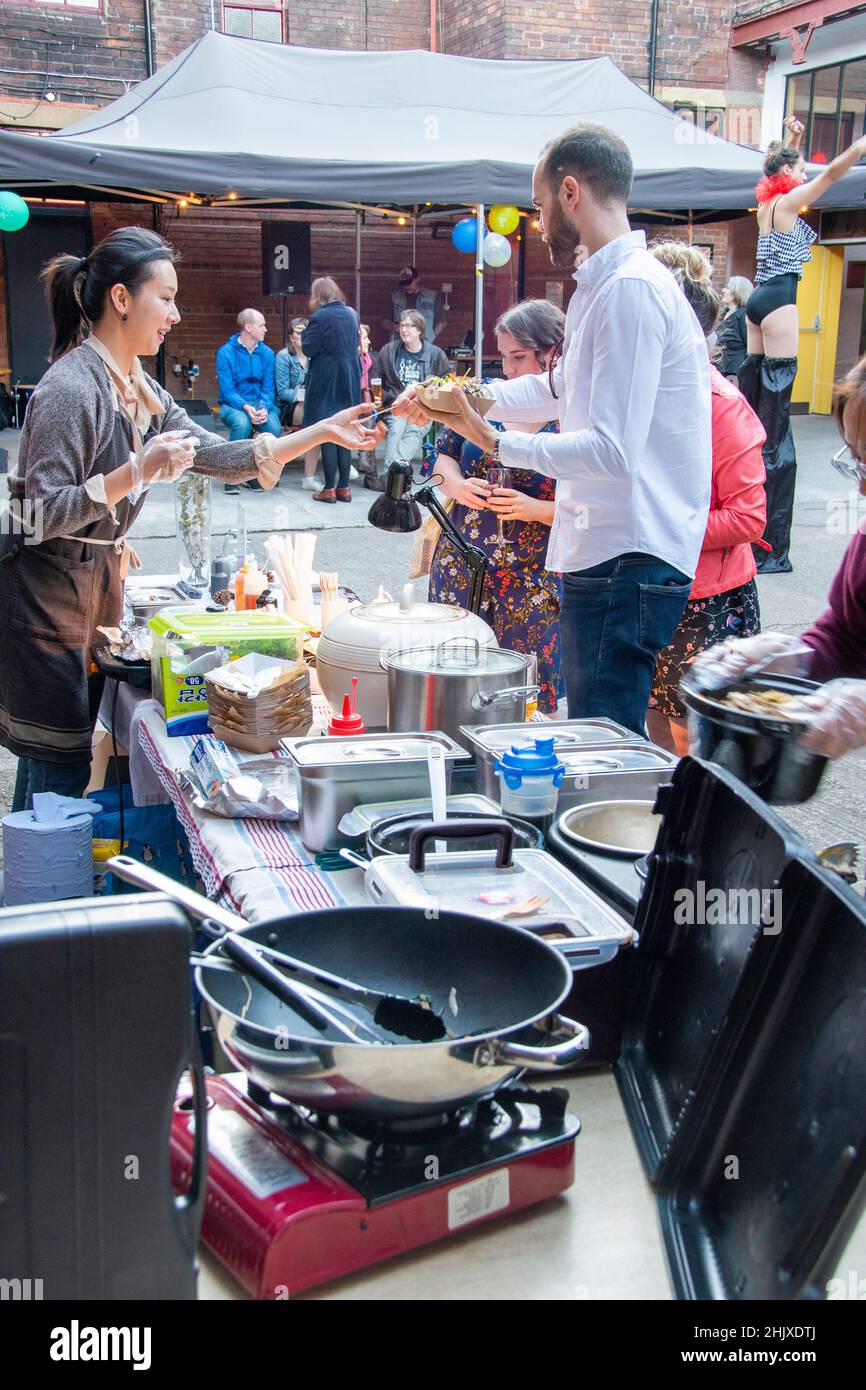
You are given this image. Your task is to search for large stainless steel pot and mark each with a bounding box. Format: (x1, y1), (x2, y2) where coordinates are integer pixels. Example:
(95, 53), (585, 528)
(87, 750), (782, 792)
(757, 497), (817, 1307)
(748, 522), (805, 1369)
(382, 637), (536, 742)
(107, 858), (590, 1120)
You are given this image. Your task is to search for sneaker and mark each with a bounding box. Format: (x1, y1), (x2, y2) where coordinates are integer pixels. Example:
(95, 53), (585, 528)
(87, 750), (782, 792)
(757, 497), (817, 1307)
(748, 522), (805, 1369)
(242, 479), (263, 492)
(224, 482), (240, 495)
(349, 465), (359, 481)
(363, 474), (387, 493)
(312, 488), (337, 504)
(301, 476), (321, 491)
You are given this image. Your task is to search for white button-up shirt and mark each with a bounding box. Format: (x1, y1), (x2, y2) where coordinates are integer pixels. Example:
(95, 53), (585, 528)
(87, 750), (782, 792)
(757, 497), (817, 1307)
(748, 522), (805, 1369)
(488, 231), (712, 578)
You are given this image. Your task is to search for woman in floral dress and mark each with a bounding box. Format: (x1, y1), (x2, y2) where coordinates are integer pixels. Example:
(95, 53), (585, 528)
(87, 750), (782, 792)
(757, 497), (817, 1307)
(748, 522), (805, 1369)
(428, 300), (565, 713)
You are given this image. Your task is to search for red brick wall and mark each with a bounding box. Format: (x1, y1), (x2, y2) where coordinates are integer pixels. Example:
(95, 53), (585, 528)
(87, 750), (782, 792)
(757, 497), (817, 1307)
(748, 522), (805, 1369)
(81, 201), (751, 400)
(441, 0), (766, 95)
(0, 1), (148, 110)
(151, 0), (432, 67)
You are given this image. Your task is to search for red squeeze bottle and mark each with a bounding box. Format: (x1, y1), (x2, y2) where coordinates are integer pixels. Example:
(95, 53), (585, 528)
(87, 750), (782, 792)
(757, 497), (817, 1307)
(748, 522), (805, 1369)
(328, 677), (365, 735)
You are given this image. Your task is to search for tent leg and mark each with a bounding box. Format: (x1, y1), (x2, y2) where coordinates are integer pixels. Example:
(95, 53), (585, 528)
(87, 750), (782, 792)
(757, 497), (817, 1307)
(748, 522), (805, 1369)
(355, 211), (362, 317)
(475, 203), (485, 380)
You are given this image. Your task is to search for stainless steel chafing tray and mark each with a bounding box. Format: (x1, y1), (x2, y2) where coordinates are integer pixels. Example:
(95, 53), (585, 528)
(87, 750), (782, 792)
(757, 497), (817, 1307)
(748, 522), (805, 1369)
(281, 731), (468, 852)
(459, 719), (676, 807)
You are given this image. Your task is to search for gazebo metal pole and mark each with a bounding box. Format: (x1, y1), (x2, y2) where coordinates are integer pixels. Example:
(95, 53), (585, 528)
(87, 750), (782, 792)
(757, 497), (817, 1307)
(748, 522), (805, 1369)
(475, 203), (485, 380)
(355, 210), (362, 316)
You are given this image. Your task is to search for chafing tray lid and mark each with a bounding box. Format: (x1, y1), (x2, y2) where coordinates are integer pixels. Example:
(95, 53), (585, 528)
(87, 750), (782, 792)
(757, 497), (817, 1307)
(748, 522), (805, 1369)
(283, 730), (467, 769)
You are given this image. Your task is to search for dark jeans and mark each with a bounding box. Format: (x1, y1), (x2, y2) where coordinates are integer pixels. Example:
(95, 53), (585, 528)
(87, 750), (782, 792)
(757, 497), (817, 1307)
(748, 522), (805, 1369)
(13, 757), (92, 812)
(560, 552), (692, 736)
(320, 442), (350, 490)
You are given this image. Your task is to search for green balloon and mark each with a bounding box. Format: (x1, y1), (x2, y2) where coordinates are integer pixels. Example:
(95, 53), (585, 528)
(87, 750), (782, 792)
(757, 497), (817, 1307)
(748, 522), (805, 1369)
(0, 191), (30, 232)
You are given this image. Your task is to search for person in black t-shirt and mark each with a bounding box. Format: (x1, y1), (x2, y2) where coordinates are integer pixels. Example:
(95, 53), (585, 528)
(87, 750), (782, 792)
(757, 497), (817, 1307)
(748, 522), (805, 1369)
(366, 310), (449, 490)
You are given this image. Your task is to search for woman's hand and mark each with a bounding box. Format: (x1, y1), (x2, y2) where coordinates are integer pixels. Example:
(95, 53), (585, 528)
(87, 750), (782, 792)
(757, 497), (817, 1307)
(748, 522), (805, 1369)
(448, 476), (493, 510)
(485, 486), (549, 524)
(391, 385), (434, 427)
(324, 404), (387, 451)
(783, 115), (805, 141)
(138, 429), (198, 485)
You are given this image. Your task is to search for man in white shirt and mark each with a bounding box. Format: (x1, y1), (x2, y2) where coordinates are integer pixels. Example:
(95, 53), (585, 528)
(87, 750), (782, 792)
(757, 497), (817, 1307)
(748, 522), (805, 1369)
(393, 123), (712, 734)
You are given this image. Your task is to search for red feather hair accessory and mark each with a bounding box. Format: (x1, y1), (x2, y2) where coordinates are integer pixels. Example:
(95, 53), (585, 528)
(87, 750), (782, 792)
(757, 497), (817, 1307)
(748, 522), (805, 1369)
(755, 171), (800, 203)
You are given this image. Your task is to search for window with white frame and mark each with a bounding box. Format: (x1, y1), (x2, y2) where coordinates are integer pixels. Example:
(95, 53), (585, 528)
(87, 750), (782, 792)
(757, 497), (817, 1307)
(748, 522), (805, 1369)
(223, 3), (283, 42)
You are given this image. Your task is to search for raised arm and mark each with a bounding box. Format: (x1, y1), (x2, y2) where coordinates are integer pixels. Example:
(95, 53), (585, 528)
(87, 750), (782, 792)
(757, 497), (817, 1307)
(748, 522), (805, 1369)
(778, 132), (866, 214)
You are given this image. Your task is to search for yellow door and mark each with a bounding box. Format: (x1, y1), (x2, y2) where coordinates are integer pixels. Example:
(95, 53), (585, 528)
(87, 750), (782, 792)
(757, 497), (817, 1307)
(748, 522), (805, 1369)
(794, 245), (844, 413)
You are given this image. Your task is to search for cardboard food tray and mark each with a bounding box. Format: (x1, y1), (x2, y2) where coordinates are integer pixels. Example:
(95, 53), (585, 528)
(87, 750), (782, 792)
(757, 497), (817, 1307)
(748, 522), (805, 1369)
(416, 380), (495, 418)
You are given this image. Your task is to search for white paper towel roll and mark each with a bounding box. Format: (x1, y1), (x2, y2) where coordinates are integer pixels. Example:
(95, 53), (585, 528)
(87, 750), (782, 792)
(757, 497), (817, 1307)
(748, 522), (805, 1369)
(3, 811), (94, 905)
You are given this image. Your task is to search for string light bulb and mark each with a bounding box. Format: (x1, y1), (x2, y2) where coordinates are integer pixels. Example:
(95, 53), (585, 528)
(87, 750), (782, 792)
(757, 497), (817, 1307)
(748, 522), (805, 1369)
(227, 191), (238, 201)
(178, 198), (189, 209)
(397, 216), (407, 226)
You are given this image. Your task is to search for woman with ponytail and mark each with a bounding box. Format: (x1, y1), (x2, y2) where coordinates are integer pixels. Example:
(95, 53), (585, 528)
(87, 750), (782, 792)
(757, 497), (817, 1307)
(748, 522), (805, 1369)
(0, 226), (383, 805)
(646, 241), (767, 754)
(739, 117), (866, 572)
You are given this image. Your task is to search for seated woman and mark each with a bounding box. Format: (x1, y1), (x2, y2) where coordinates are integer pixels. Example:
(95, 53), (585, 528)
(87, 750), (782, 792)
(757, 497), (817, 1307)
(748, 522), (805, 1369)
(647, 243), (767, 755)
(427, 299), (565, 714)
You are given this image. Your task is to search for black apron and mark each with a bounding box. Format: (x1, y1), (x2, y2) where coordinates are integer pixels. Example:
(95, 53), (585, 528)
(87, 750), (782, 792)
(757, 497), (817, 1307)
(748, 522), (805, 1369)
(0, 411), (147, 764)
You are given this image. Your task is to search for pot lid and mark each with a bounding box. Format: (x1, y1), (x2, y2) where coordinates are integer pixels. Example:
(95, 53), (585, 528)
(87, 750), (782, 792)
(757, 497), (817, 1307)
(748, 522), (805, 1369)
(384, 642), (529, 676)
(367, 848), (633, 943)
(285, 732), (462, 767)
(460, 718), (633, 753)
(352, 583), (476, 626)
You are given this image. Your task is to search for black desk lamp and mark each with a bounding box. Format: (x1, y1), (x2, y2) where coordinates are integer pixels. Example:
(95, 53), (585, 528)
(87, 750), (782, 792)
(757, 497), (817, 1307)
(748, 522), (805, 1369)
(367, 461), (488, 616)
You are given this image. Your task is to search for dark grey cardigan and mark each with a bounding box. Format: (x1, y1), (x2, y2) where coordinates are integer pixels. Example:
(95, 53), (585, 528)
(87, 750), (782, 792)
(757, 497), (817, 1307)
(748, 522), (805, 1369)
(12, 345), (261, 542)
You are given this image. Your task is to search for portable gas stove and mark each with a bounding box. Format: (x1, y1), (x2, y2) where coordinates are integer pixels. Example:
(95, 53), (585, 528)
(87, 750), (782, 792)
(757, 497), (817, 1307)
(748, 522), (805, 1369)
(171, 1073), (580, 1298)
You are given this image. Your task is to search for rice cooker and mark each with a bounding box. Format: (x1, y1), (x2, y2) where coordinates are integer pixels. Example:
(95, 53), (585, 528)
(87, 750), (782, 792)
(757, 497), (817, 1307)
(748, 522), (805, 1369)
(316, 583), (496, 728)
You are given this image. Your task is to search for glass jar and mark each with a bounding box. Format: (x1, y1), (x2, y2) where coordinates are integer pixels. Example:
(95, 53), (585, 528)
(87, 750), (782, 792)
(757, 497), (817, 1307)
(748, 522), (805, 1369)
(175, 473), (212, 594)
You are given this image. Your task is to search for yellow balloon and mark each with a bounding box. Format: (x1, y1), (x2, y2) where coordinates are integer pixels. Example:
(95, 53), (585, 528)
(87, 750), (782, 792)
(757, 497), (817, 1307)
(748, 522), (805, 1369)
(489, 205), (520, 236)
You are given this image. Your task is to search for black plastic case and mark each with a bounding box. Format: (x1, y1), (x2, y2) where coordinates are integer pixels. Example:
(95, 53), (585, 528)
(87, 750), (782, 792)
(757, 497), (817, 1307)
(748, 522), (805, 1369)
(617, 757), (866, 1300)
(0, 893), (207, 1300)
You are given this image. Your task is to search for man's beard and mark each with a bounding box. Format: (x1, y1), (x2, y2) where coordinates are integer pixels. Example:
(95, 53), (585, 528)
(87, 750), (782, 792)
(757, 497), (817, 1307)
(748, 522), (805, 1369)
(546, 200), (580, 271)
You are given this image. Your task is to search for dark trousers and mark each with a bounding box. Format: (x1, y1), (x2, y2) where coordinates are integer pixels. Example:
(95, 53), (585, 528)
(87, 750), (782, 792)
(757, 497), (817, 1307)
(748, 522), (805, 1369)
(320, 442), (351, 490)
(560, 552), (692, 736)
(11, 671), (104, 810)
(737, 354), (797, 573)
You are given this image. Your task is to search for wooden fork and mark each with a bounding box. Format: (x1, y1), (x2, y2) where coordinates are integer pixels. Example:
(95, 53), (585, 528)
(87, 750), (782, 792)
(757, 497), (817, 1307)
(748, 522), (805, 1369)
(494, 895), (549, 920)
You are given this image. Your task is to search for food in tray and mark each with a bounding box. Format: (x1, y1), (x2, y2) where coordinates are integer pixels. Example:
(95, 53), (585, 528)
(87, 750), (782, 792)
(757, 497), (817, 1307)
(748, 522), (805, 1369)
(416, 374), (495, 417)
(720, 687), (819, 719)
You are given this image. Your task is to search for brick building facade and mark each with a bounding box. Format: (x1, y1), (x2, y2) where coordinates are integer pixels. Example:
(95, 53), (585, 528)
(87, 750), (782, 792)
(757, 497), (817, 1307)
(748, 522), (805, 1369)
(1, 1), (770, 396)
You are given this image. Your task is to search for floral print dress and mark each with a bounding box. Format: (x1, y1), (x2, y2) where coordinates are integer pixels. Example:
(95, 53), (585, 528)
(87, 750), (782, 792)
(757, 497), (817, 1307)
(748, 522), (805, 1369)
(428, 421), (563, 713)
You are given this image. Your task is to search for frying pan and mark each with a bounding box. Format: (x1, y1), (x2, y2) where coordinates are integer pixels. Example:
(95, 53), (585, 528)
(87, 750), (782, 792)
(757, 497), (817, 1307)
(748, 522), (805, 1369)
(107, 857), (590, 1119)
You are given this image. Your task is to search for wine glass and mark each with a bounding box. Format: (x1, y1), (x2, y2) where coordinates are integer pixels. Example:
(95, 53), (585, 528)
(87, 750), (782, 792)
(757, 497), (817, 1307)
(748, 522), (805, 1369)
(487, 465), (513, 546)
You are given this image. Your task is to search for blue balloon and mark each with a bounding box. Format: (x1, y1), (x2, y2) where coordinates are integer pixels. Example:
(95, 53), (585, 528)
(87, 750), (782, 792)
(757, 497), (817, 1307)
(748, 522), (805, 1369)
(451, 217), (481, 253)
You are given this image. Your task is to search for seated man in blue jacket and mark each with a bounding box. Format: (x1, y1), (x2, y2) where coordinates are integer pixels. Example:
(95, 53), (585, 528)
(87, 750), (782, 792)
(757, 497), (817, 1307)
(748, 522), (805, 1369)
(216, 309), (282, 493)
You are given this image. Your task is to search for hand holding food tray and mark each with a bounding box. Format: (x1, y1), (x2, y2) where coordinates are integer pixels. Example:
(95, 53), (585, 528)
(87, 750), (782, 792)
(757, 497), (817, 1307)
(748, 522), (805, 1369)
(415, 375), (496, 420)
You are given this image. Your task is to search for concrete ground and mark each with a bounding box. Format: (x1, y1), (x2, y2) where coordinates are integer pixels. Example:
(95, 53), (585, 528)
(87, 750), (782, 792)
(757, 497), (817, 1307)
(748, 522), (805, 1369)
(0, 413), (863, 873)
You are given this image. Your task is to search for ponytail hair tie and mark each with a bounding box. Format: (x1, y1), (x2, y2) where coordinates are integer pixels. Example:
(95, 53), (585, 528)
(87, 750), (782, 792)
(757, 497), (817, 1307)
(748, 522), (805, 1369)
(78, 256), (88, 273)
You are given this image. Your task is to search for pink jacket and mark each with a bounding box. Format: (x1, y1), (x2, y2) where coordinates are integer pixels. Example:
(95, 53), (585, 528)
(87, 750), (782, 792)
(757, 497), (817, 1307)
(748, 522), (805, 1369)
(690, 367), (767, 601)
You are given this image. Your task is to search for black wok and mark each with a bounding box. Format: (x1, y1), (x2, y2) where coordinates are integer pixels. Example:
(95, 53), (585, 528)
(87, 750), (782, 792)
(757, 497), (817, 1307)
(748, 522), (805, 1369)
(107, 857), (590, 1119)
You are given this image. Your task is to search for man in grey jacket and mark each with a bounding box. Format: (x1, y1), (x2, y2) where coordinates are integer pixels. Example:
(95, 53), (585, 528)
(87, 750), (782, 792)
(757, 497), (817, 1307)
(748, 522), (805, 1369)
(364, 309), (450, 490)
